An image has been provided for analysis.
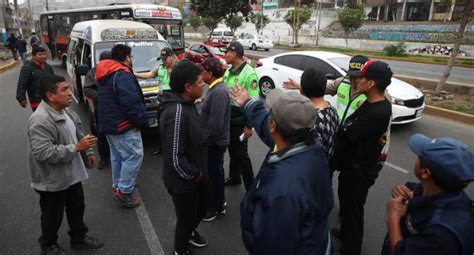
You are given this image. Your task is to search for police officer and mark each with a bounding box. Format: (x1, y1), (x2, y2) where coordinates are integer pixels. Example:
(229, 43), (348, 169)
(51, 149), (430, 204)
(382, 134), (474, 255)
(135, 47), (177, 155)
(222, 42), (259, 191)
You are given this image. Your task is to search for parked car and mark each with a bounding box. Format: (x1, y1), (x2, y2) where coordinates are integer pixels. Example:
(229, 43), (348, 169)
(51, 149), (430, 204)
(209, 28), (235, 44)
(238, 33), (273, 51)
(185, 43), (251, 65)
(255, 51), (425, 124)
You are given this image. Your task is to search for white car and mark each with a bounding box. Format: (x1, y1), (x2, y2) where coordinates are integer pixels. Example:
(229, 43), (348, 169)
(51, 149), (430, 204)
(238, 33), (273, 51)
(255, 51), (425, 124)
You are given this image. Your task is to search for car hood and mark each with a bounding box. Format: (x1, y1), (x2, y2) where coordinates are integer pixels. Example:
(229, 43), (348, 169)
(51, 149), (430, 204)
(386, 78), (423, 100)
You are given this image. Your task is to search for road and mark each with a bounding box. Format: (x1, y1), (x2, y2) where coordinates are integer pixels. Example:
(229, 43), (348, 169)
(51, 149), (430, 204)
(190, 40), (474, 86)
(0, 61), (473, 255)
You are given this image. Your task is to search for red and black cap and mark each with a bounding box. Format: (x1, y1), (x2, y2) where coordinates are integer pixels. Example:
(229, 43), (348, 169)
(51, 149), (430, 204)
(200, 57), (227, 78)
(225, 42), (244, 56)
(352, 60), (393, 81)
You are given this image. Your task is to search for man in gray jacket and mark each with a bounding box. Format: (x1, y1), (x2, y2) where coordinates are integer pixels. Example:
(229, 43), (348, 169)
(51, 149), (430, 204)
(28, 75), (103, 255)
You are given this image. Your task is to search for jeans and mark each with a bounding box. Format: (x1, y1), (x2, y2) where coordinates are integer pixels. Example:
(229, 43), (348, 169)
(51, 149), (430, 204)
(106, 129), (144, 194)
(19, 51), (27, 62)
(207, 145), (226, 212)
(36, 182), (89, 248)
(228, 125), (254, 191)
(169, 182), (208, 253)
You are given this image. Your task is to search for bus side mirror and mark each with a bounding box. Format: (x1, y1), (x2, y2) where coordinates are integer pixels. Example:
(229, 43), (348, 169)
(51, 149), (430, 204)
(76, 65), (90, 76)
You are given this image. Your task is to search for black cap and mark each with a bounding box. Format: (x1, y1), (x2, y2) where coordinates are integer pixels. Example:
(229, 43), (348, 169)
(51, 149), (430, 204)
(353, 60), (393, 81)
(346, 55), (369, 76)
(99, 50), (111, 61)
(225, 42), (244, 56)
(201, 57), (227, 78)
(158, 47), (174, 61)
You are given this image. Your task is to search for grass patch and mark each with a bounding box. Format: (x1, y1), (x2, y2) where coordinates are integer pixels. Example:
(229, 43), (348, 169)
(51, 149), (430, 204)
(273, 43), (474, 67)
(435, 104), (474, 115)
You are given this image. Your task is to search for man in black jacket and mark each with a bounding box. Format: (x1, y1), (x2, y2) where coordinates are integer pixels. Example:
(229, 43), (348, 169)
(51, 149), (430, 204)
(160, 60), (208, 255)
(16, 46), (54, 111)
(83, 51), (111, 170)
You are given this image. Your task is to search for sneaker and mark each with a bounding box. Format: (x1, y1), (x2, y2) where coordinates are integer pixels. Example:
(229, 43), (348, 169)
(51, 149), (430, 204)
(202, 211), (217, 222)
(224, 177), (242, 185)
(41, 244), (65, 255)
(113, 189), (141, 208)
(189, 230), (208, 248)
(71, 235), (104, 250)
(152, 147), (162, 156)
(173, 250), (193, 255)
(98, 159), (110, 170)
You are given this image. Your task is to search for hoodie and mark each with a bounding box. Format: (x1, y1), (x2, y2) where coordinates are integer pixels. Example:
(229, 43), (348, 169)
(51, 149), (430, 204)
(159, 92), (208, 194)
(96, 59), (148, 134)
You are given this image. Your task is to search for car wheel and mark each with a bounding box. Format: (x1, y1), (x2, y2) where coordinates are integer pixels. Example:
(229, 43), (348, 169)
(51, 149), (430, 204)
(252, 44), (257, 51)
(259, 77), (275, 98)
(265, 48), (270, 52)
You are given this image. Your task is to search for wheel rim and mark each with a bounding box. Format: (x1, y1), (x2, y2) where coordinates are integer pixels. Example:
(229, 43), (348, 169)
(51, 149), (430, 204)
(252, 44), (256, 50)
(260, 80), (273, 96)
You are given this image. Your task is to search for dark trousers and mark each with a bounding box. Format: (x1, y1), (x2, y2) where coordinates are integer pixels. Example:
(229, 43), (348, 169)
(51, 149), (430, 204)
(228, 125), (254, 191)
(10, 49), (18, 60)
(170, 182), (208, 253)
(207, 145), (226, 212)
(94, 108), (110, 161)
(36, 182), (89, 248)
(338, 170), (376, 255)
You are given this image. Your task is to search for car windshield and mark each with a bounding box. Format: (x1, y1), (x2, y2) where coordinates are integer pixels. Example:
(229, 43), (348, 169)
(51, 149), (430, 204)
(224, 31), (234, 37)
(209, 46), (224, 56)
(95, 40), (169, 72)
(257, 36), (267, 40)
(328, 57), (351, 72)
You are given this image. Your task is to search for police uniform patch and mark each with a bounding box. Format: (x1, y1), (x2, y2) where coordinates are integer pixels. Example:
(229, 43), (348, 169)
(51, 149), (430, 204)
(251, 81), (258, 90)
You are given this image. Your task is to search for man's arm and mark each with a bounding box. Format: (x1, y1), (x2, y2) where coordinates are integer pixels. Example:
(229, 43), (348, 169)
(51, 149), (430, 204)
(83, 70), (98, 101)
(134, 69), (157, 79)
(115, 74), (148, 128)
(325, 77), (342, 96)
(162, 106), (200, 180)
(244, 99), (274, 148)
(206, 93), (229, 142)
(16, 63), (32, 103)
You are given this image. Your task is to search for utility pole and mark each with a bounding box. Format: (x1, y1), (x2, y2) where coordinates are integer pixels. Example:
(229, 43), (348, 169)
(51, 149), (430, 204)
(315, 0), (322, 45)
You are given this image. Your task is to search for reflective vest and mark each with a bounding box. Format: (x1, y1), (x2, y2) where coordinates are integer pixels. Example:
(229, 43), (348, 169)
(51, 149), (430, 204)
(336, 78), (366, 124)
(223, 62), (259, 97)
(156, 65), (171, 91)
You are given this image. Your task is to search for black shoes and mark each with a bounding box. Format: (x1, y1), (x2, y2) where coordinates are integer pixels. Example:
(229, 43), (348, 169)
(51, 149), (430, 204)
(202, 209), (226, 222)
(189, 230), (208, 248)
(98, 159), (110, 170)
(41, 244), (64, 255)
(70, 235), (104, 250)
(152, 147), (162, 156)
(224, 177), (242, 185)
(173, 250), (193, 255)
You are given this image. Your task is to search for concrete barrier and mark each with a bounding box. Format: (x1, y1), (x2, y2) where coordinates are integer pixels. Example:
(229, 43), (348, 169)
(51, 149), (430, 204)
(424, 105), (474, 125)
(394, 75), (474, 96)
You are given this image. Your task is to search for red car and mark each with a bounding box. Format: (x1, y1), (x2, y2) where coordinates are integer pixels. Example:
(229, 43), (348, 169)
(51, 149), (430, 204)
(184, 42), (251, 65)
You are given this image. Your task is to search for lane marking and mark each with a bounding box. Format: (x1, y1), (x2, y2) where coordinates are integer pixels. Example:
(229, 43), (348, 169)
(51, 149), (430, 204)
(135, 189), (164, 255)
(385, 162), (409, 174)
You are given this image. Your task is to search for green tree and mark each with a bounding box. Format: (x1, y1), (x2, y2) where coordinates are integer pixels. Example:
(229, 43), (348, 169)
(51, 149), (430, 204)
(191, 0), (255, 39)
(250, 12), (270, 34)
(225, 15), (244, 34)
(284, 7), (312, 45)
(337, 7), (365, 48)
(188, 15), (202, 32)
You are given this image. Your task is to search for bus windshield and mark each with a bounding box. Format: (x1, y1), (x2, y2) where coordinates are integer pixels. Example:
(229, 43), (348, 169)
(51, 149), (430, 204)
(95, 40), (169, 72)
(149, 24), (184, 49)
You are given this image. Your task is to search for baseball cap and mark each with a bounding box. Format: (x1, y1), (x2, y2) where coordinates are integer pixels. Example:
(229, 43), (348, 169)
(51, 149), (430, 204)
(408, 134), (474, 187)
(346, 55), (369, 76)
(99, 50), (111, 61)
(266, 89), (317, 134)
(225, 42), (244, 56)
(352, 60), (393, 81)
(158, 47), (174, 61)
(201, 57), (227, 78)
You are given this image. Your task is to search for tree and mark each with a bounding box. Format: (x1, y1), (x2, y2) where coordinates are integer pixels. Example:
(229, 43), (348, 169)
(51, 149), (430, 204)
(284, 6), (312, 45)
(188, 15), (202, 32)
(435, 0), (473, 96)
(250, 12), (270, 34)
(337, 7), (365, 48)
(201, 16), (222, 39)
(191, 0), (255, 40)
(225, 15), (244, 34)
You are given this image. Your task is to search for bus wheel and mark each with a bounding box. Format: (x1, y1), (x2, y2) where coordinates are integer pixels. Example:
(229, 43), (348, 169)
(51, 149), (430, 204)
(61, 56), (67, 69)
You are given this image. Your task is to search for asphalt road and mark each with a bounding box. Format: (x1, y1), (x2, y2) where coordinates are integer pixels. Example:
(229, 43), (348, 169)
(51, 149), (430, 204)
(0, 61), (473, 255)
(189, 40), (474, 86)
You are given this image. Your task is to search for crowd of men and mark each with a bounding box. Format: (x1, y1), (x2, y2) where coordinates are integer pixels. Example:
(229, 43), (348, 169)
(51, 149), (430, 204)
(15, 41), (474, 255)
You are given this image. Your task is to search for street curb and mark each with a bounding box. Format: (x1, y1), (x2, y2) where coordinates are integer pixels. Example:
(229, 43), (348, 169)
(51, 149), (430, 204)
(0, 59), (21, 74)
(424, 105), (474, 125)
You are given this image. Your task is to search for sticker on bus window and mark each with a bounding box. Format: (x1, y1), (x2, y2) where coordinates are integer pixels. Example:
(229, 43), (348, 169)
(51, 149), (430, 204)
(101, 28), (158, 40)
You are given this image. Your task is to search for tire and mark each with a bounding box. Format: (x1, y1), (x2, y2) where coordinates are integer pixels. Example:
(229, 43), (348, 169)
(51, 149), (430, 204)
(259, 77), (275, 98)
(252, 44), (257, 51)
(265, 48), (270, 52)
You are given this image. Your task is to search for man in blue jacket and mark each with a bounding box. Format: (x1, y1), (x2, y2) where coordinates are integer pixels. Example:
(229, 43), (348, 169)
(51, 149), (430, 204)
(231, 87), (333, 255)
(96, 44), (148, 208)
(382, 134), (474, 255)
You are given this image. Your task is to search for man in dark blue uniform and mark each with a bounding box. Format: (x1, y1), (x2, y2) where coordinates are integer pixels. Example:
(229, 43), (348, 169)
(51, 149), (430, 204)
(382, 134), (474, 255)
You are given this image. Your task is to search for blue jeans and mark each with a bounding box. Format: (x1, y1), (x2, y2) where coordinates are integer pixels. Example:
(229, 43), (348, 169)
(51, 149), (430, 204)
(106, 129), (144, 194)
(20, 52), (27, 62)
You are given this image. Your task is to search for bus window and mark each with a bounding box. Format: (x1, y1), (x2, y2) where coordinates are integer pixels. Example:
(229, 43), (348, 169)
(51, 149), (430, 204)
(41, 16), (48, 36)
(62, 15), (73, 36)
(82, 43), (92, 68)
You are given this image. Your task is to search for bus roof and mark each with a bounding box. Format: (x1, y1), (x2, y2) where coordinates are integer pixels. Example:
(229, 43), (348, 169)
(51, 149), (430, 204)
(40, 4), (181, 19)
(71, 20), (165, 43)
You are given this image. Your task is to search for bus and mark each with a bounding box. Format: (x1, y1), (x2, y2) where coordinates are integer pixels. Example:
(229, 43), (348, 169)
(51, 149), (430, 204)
(39, 4), (185, 67)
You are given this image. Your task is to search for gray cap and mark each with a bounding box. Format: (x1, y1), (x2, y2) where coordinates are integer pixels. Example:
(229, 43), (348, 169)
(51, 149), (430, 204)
(266, 89), (317, 133)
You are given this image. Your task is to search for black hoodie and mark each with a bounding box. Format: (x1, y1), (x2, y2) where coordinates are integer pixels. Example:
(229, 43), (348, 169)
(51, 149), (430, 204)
(159, 92), (208, 194)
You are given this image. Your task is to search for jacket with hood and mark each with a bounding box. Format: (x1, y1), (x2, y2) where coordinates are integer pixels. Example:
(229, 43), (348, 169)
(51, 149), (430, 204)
(96, 59), (148, 134)
(159, 92), (208, 194)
